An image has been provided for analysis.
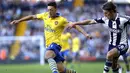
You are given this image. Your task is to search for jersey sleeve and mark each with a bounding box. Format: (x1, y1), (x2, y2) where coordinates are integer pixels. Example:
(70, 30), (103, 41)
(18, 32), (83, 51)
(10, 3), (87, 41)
(36, 12), (46, 20)
(62, 18), (69, 27)
(124, 16), (130, 26)
(128, 19), (130, 24)
(124, 19), (130, 27)
(94, 17), (105, 23)
(121, 15), (130, 25)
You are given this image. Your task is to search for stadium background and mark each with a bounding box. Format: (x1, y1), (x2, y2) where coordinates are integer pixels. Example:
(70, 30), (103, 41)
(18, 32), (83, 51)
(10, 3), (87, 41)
(0, 0), (130, 73)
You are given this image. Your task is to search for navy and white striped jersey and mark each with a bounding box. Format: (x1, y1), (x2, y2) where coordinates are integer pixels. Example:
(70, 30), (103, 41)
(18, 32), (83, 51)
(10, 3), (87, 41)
(94, 13), (130, 46)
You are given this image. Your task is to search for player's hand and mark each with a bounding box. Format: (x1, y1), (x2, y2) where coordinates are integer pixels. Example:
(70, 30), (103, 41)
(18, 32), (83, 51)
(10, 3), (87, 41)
(85, 34), (92, 39)
(10, 20), (20, 25)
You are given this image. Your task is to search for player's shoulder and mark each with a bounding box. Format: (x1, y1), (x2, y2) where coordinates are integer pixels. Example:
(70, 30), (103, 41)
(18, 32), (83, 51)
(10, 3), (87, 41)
(58, 16), (67, 20)
(38, 12), (49, 16)
(119, 14), (130, 21)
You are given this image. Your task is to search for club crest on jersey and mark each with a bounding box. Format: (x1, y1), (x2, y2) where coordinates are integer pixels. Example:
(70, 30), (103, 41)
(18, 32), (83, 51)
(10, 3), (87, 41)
(55, 21), (58, 25)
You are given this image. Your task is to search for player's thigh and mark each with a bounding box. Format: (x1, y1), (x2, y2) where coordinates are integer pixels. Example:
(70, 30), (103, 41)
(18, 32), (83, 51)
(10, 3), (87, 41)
(45, 50), (56, 59)
(45, 43), (61, 59)
(107, 48), (119, 59)
(57, 62), (65, 72)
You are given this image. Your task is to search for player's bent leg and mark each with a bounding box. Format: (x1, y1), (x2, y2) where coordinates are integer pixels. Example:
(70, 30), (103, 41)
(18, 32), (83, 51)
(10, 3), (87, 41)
(103, 48), (119, 73)
(45, 50), (58, 73)
(111, 48), (120, 73)
(45, 43), (63, 73)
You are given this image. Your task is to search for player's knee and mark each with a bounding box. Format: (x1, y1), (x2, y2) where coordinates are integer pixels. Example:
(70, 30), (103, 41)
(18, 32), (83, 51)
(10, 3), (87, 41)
(45, 50), (55, 59)
(106, 53), (113, 60)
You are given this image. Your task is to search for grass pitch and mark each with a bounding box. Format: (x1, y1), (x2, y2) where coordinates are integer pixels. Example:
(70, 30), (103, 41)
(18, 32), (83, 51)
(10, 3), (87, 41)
(0, 62), (126, 73)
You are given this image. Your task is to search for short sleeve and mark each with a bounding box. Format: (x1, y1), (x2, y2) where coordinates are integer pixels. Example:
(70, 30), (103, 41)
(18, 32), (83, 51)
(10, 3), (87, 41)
(128, 19), (130, 24)
(124, 19), (130, 27)
(36, 12), (46, 20)
(94, 17), (105, 23)
(62, 18), (69, 26)
(121, 15), (130, 25)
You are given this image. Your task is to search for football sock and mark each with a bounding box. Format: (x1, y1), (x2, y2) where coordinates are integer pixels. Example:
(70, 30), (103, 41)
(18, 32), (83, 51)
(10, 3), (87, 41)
(48, 58), (59, 73)
(103, 59), (112, 73)
(112, 67), (119, 73)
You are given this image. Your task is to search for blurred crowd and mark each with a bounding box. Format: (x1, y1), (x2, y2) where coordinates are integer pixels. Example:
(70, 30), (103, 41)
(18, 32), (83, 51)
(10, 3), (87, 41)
(0, 0), (130, 61)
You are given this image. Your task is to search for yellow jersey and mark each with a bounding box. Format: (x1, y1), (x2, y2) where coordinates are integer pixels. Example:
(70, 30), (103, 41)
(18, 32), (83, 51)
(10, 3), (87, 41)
(72, 37), (80, 52)
(36, 12), (68, 47)
(61, 33), (71, 51)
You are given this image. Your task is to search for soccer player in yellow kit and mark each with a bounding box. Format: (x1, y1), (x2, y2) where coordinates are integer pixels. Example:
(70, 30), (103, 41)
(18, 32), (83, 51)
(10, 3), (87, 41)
(10, 2), (91, 73)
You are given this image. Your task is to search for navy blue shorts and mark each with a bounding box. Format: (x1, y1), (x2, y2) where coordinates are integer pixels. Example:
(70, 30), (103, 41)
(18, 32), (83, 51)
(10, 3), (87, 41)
(108, 44), (128, 55)
(46, 43), (65, 63)
(60, 50), (70, 57)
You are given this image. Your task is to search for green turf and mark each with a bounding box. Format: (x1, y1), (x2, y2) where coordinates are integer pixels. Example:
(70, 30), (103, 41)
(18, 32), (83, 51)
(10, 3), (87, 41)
(0, 62), (126, 73)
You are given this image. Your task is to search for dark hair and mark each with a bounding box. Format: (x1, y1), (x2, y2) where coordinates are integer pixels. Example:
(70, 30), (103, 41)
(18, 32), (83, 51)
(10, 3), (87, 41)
(102, 2), (116, 12)
(47, 2), (57, 8)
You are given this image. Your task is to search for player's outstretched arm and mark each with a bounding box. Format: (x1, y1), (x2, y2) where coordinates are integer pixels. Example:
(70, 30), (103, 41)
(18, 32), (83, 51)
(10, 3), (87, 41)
(75, 25), (92, 39)
(10, 15), (37, 25)
(69, 19), (96, 28)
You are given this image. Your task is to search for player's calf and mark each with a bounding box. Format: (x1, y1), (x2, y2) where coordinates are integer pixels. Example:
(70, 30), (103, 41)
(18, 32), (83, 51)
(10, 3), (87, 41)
(45, 50), (58, 73)
(103, 48), (120, 73)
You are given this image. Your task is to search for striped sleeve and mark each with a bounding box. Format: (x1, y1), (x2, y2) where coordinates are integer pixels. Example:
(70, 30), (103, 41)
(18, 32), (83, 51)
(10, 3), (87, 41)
(128, 19), (130, 24)
(124, 17), (130, 27)
(121, 15), (130, 24)
(124, 15), (130, 24)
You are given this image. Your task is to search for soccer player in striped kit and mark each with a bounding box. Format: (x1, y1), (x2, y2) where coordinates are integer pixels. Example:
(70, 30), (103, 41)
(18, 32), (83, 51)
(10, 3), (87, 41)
(69, 2), (130, 73)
